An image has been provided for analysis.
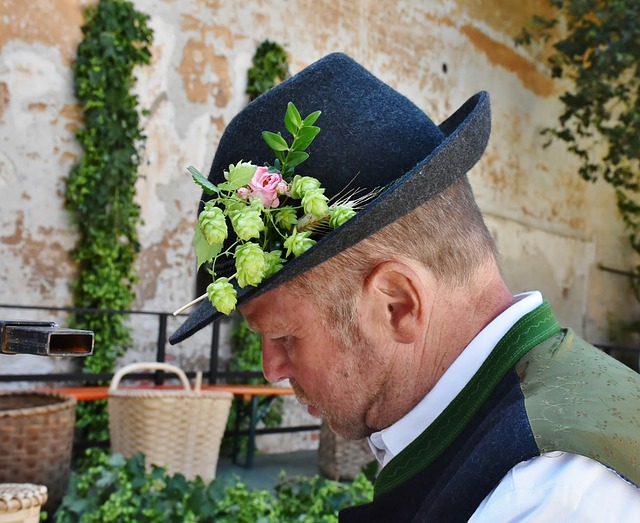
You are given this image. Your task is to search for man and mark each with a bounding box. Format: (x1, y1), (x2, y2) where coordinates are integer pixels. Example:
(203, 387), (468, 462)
(170, 53), (640, 521)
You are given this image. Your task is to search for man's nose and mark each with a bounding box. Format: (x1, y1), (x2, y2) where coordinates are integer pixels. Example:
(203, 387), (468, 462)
(261, 337), (291, 383)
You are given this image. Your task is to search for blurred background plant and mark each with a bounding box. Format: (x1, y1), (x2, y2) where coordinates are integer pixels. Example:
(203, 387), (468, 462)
(246, 40), (290, 102)
(55, 449), (373, 523)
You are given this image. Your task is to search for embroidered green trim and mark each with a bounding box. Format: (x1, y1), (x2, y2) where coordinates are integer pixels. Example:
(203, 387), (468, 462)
(374, 301), (562, 497)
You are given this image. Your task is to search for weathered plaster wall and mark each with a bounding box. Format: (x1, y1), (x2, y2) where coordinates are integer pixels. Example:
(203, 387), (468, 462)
(1, 0), (639, 441)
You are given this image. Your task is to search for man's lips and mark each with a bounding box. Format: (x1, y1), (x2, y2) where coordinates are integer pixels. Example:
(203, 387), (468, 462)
(295, 396), (318, 414)
(292, 389), (321, 417)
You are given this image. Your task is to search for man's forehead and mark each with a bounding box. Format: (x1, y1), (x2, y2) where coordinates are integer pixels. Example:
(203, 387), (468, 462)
(239, 283), (308, 330)
(239, 289), (288, 328)
(238, 298), (265, 327)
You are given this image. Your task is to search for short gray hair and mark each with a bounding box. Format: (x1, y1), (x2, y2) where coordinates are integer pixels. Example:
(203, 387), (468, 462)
(289, 176), (500, 341)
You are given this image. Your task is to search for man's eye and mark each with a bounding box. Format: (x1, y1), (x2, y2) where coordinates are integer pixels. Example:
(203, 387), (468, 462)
(266, 334), (287, 343)
(277, 335), (294, 348)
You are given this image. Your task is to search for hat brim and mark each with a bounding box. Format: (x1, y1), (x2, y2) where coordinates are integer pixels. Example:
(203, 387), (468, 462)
(169, 90), (490, 344)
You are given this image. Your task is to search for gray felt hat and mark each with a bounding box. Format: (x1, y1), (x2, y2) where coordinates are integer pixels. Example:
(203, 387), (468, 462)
(169, 52), (490, 344)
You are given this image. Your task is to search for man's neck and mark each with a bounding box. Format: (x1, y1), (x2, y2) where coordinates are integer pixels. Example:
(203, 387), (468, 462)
(428, 267), (515, 371)
(368, 291), (545, 468)
(372, 264), (514, 432)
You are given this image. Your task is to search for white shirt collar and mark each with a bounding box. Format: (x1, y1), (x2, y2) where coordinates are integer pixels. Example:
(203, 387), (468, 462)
(368, 291), (544, 467)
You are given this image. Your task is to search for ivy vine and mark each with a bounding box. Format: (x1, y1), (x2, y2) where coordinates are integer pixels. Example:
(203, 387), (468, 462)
(65, 0), (153, 441)
(516, 0), (640, 285)
(246, 40), (290, 101)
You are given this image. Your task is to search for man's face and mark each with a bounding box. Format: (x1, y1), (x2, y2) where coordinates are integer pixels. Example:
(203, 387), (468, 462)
(240, 283), (392, 440)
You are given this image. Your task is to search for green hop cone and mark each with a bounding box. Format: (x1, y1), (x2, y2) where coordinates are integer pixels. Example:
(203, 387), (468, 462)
(329, 205), (357, 228)
(198, 204), (228, 246)
(274, 206), (298, 230)
(290, 175), (321, 199)
(250, 198), (265, 211)
(206, 278), (237, 314)
(223, 198), (244, 214)
(230, 208), (265, 241)
(264, 250), (286, 278)
(301, 187), (329, 218)
(235, 242), (266, 287)
(283, 228), (316, 257)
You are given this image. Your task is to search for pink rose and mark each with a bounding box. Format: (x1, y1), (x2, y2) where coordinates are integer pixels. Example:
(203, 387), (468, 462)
(276, 181), (290, 196)
(237, 187), (251, 199)
(248, 166), (284, 208)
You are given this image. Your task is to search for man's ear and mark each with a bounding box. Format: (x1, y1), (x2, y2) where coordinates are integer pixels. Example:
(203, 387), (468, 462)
(361, 261), (426, 344)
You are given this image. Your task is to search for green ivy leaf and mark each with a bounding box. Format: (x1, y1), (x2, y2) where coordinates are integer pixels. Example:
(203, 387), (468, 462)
(262, 131), (289, 151)
(188, 165), (218, 195)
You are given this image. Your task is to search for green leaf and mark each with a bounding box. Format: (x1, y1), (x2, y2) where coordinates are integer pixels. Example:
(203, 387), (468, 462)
(67, 497), (90, 513)
(292, 126), (321, 151)
(109, 453), (127, 467)
(218, 162), (257, 191)
(302, 110), (321, 126)
(193, 226), (223, 270)
(262, 131), (289, 152)
(188, 165), (218, 195)
(273, 149), (286, 165)
(284, 151), (309, 170)
(284, 102), (303, 135)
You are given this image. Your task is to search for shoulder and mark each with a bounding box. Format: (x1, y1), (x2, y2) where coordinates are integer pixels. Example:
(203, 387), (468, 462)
(469, 453), (640, 522)
(515, 329), (640, 485)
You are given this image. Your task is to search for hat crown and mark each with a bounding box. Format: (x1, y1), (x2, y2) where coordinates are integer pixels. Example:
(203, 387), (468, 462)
(208, 53), (445, 199)
(170, 53), (490, 345)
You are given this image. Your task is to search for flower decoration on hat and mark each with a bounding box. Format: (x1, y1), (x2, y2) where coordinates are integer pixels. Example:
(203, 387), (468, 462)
(174, 102), (373, 316)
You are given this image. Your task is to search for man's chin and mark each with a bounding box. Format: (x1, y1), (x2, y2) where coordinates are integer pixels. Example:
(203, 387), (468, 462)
(290, 383), (370, 439)
(324, 417), (372, 441)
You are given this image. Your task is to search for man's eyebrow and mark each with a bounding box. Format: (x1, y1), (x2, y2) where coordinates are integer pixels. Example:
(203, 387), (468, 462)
(243, 314), (292, 337)
(244, 322), (260, 333)
(240, 311), (269, 334)
(238, 312), (258, 332)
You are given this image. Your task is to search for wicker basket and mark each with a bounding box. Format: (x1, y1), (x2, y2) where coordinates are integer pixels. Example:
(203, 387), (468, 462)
(318, 421), (373, 481)
(0, 392), (76, 513)
(0, 484), (47, 523)
(108, 362), (233, 482)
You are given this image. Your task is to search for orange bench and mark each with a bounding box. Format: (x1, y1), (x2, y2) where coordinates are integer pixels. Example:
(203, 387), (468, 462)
(37, 384), (294, 402)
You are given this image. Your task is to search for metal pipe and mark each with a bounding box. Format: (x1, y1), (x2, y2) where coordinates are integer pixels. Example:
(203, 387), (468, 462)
(0, 320), (94, 357)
